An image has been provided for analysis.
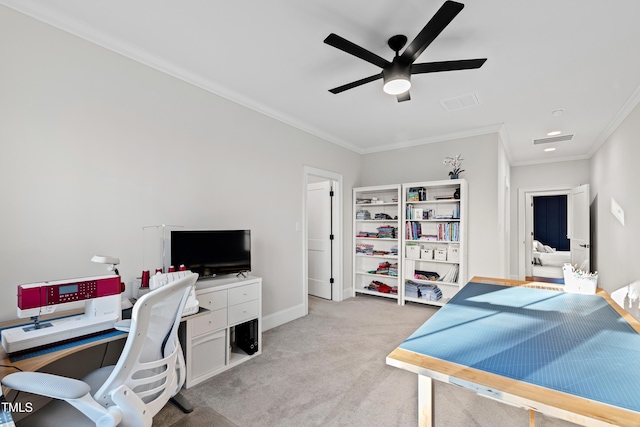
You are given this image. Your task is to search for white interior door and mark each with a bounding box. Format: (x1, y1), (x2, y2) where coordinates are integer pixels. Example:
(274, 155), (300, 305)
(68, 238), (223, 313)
(569, 184), (590, 271)
(307, 181), (332, 299)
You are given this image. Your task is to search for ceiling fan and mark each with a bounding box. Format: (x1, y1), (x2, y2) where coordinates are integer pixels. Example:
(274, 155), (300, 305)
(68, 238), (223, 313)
(324, 0), (487, 102)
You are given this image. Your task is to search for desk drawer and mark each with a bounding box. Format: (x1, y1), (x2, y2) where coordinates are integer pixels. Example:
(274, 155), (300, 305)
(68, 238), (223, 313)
(229, 283), (259, 306)
(198, 289), (227, 312)
(228, 300), (259, 325)
(193, 308), (227, 336)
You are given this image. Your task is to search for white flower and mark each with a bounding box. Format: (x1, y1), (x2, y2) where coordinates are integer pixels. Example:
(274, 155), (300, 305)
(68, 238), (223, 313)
(443, 154), (464, 176)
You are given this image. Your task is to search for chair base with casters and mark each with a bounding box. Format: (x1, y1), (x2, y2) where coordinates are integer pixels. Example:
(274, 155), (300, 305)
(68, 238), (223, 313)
(2, 272), (199, 427)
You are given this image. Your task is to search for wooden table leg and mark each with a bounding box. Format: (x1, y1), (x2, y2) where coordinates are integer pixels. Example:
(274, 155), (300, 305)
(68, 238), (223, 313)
(418, 375), (434, 427)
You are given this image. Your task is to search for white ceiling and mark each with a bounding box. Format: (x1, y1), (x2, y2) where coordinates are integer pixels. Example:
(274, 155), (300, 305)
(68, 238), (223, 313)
(5, 0), (640, 165)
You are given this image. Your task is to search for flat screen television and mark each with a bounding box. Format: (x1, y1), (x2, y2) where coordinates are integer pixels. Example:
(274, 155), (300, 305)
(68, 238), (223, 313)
(171, 230), (251, 279)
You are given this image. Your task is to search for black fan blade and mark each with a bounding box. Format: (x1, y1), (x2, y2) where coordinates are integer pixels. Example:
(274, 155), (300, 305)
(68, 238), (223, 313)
(400, 1), (464, 65)
(324, 33), (390, 69)
(396, 91), (411, 102)
(411, 58), (487, 74)
(329, 73), (383, 94)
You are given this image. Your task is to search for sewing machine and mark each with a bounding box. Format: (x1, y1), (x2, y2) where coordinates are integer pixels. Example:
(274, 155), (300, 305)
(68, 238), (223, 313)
(1, 275), (122, 354)
(149, 270), (199, 316)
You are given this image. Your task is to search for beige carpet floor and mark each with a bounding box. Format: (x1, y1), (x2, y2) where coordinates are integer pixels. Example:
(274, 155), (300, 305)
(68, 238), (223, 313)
(154, 295), (579, 427)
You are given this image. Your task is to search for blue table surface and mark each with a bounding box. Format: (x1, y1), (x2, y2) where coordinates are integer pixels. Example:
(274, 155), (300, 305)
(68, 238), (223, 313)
(400, 282), (640, 413)
(7, 329), (126, 363)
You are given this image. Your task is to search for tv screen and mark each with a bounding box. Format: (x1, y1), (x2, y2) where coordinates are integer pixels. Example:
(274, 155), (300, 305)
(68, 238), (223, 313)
(171, 230), (251, 278)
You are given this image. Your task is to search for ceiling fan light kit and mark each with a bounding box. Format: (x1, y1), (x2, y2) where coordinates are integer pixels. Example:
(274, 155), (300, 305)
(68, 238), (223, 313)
(383, 63), (411, 95)
(324, 0), (487, 102)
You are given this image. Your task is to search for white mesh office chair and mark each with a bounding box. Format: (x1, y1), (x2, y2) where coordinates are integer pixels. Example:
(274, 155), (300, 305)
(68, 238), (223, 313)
(2, 272), (198, 427)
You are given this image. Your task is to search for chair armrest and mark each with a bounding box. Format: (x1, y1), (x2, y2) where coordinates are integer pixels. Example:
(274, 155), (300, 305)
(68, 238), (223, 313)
(2, 371), (90, 400)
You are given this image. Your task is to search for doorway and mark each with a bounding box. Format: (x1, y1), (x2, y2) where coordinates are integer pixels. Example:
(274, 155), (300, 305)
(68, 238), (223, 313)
(518, 185), (590, 281)
(302, 167), (343, 315)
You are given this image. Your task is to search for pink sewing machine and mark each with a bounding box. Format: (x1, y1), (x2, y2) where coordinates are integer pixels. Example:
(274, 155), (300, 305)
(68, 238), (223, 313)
(1, 275), (122, 354)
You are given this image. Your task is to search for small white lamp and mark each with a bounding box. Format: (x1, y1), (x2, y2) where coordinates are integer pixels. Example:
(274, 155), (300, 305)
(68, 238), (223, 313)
(91, 255), (120, 275)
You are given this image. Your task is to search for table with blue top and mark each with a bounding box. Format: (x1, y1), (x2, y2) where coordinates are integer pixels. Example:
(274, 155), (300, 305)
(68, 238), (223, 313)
(387, 276), (640, 427)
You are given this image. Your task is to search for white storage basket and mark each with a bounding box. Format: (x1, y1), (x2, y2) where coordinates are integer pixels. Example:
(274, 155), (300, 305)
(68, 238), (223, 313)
(563, 263), (597, 295)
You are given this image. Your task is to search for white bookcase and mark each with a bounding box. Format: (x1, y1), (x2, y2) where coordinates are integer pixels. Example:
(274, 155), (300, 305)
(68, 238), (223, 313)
(352, 185), (402, 304)
(401, 179), (467, 306)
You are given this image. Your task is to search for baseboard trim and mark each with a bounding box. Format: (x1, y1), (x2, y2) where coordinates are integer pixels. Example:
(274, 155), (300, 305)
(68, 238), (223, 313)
(261, 303), (305, 332)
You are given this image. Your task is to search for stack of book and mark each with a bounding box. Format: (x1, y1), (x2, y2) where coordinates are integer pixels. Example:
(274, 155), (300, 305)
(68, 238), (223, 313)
(356, 244), (374, 255)
(356, 209), (371, 220)
(370, 262), (398, 276)
(376, 225), (396, 238)
(365, 281), (397, 294)
(405, 280), (443, 301)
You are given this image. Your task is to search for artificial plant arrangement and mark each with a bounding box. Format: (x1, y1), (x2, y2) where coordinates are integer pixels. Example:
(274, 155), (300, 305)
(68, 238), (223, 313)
(443, 154), (464, 179)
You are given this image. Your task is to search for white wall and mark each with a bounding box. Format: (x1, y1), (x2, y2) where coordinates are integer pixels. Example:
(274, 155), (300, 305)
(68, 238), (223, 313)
(359, 133), (505, 279)
(590, 103), (640, 294)
(508, 160), (591, 278)
(0, 6), (361, 324)
(496, 136), (511, 278)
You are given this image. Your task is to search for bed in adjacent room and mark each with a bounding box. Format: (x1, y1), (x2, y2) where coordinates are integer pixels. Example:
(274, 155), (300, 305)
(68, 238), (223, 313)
(532, 240), (571, 279)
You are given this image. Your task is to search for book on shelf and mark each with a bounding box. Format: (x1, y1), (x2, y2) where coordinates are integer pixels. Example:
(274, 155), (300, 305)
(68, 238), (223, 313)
(405, 221), (422, 240)
(440, 264), (459, 283)
(437, 222), (459, 242)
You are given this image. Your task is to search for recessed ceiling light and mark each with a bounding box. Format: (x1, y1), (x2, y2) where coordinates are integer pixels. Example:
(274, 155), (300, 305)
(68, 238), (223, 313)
(544, 147), (556, 152)
(547, 131), (562, 136)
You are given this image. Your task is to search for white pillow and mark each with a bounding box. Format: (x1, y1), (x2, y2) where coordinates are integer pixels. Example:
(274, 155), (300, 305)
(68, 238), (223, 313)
(543, 245), (556, 253)
(533, 240), (541, 252)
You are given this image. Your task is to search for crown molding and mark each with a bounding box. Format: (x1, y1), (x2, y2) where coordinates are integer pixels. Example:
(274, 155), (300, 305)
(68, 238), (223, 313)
(0, 0), (363, 154)
(587, 84), (640, 158)
(360, 123), (505, 154)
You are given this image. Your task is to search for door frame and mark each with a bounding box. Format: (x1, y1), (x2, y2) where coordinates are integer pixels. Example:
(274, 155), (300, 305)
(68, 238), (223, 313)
(517, 185), (572, 279)
(302, 166), (343, 315)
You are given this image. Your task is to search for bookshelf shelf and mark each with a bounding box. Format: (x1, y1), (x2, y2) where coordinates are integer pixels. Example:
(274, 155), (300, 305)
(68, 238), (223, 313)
(355, 237), (398, 241)
(355, 254), (398, 259)
(405, 239), (459, 244)
(356, 272), (399, 279)
(403, 296), (450, 307)
(356, 289), (400, 299)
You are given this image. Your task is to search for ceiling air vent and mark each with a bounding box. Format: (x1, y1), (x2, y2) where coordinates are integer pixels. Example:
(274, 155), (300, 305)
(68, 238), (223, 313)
(439, 93), (480, 112)
(532, 134), (574, 145)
